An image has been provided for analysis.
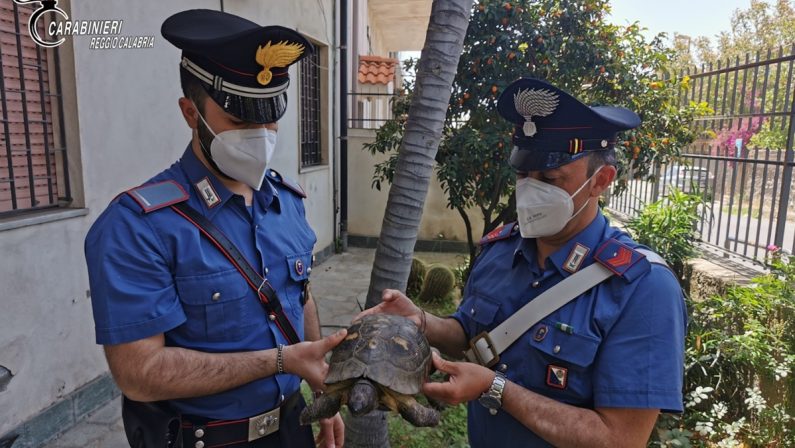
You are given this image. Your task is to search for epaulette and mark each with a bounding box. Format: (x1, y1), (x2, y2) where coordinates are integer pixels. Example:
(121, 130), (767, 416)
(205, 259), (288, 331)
(479, 222), (519, 246)
(125, 180), (189, 213)
(266, 169), (306, 198)
(594, 238), (651, 282)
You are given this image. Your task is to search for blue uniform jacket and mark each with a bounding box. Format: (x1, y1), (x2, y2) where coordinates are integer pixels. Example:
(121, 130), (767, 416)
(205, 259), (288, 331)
(452, 212), (687, 447)
(85, 145), (316, 420)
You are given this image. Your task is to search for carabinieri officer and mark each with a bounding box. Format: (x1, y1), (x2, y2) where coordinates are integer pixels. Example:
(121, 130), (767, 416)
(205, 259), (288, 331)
(360, 78), (687, 447)
(85, 10), (345, 448)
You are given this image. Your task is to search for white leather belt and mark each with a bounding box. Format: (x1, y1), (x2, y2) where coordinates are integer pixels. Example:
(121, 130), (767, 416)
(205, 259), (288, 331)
(464, 249), (665, 366)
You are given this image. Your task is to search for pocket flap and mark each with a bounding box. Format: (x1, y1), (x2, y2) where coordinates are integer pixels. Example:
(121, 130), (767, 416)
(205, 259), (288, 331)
(286, 251), (313, 282)
(463, 294), (501, 326)
(528, 320), (600, 367)
(176, 269), (249, 305)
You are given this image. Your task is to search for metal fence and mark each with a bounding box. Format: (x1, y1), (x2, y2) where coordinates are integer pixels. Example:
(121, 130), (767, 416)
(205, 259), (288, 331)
(608, 45), (795, 264)
(347, 91), (398, 129)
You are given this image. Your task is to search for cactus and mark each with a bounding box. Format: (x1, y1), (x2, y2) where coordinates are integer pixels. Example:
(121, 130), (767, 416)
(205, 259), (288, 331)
(407, 257), (427, 299)
(418, 264), (456, 303)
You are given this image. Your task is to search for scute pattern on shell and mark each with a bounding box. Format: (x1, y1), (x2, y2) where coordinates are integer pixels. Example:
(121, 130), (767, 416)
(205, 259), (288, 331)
(325, 314), (431, 396)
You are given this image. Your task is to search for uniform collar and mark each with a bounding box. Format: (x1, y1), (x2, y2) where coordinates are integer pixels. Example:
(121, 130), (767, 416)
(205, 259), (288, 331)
(179, 143), (279, 218)
(512, 211), (608, 277)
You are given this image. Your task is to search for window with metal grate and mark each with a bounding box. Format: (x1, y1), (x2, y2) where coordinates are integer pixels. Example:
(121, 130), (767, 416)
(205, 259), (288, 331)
(299, 49), (322, 167)
(0, 2), (69, 216)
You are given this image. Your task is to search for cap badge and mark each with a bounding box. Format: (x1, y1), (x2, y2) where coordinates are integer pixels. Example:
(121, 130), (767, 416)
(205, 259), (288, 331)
(513, 88), (559, 137)
(255, 40), (305, 86)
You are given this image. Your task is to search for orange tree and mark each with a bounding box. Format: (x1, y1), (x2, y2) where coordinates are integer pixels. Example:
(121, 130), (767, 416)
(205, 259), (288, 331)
(366, 0), (708, 267)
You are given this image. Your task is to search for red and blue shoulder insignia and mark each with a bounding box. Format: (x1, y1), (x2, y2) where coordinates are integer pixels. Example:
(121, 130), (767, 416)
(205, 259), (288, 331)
(594, 238), (651, 281)
(479, 222), (519, 246)
(266, 169), (306, 198)
(125, 180), (189, 213)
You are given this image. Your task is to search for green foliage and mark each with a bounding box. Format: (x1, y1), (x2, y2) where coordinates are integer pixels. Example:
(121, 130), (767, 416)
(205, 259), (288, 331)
(626, 189), (703, 277)
(367, 0), (709, 267)
(407, 257), (428, 299)
(418, 264), (457, 303)
(748, 119), (789, 150)
(653, 252), (795, 447)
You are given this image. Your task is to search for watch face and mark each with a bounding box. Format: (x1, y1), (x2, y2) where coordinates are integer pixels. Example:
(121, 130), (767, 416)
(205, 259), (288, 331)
(479, 394), (501, 410)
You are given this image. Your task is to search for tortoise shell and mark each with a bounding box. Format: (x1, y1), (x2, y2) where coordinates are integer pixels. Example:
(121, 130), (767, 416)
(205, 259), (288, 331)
(325, 314), (431, 396)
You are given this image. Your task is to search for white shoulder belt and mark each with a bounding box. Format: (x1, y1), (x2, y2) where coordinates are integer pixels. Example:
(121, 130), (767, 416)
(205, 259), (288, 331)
(464, 249), (666, 366)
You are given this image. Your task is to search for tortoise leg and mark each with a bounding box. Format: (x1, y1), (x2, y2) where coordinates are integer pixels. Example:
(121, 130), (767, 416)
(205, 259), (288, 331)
(299, 391), (342, 425)
(397, 396), (440, 427)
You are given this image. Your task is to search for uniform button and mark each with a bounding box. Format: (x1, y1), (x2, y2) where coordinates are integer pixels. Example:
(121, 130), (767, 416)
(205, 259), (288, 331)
(307, 267), (312, 274)
(470, 308), (475, 315)
(211, 292), (221, 301)
(498, 364), (508, 372)
(264, 267), (269, 275)
(195, 442), (205, 448)
(553, 345), (561, 354)
(269, 314), (276, 321)
(532, 281), (540, 288)
(280, 394), (285, 402)
(513, 224), (519, 231)
(194, 428), (204, 438)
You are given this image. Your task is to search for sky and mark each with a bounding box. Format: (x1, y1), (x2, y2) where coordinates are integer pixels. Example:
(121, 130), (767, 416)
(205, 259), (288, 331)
(608, 0), (753, 42)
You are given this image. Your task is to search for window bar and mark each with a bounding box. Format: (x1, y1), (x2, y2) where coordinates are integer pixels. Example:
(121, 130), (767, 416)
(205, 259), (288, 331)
(34, 33), (54, 203)
(12, 2), (37, 207)
(734, 51), (761, 254)
(53, 44), (70, 202)
(0, 15), (18, 210)
(726, 56), (741, 137)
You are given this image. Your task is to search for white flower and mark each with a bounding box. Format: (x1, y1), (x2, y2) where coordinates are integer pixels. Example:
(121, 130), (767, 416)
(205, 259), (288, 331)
(712, 402), (728, 419)
(695, 420), (715, 436)
(686, 386), (714, 407)
(717, 436), (742, 448)
(744, 386), (766, 413)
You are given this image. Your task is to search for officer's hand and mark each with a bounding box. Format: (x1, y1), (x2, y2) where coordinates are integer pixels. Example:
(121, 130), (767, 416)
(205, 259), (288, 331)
(315, 412), (344, 448)
(422, 352), (494, 406)
(353, 289), (422, 328)
(283, 329), (347, 391)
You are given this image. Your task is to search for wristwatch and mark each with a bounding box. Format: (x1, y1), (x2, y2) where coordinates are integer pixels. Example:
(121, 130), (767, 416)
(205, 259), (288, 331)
(478, 370), (507, 415)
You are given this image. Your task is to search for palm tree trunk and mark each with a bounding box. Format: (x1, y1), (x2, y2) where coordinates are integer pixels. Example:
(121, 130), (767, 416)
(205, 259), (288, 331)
(345, 1), (472, 447)
(364, 0), (472, 309)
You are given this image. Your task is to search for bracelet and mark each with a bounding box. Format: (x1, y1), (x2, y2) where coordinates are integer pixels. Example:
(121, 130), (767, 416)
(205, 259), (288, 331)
(277, 344), (285, 374)
(420, 308), (427, 334)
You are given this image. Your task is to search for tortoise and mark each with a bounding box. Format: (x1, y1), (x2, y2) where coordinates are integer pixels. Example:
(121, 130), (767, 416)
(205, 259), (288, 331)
(299, 313), (440, 427)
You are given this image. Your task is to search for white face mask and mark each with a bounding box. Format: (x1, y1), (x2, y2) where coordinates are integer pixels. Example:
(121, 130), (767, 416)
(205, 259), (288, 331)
(515, 167), (601, 238)
(196, 110), (277, 190)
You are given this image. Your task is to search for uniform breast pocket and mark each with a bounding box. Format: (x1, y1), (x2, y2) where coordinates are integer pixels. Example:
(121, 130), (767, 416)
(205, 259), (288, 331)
(527, 319), (601, 401)
(176, 269), (256, 342)
(284, 251), (312, 320)
(460, 292), (502, 336)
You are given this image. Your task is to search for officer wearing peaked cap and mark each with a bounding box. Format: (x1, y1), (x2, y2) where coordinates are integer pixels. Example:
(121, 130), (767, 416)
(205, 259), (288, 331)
(360, 78), (687, 447)
(85, 10), (345, 448)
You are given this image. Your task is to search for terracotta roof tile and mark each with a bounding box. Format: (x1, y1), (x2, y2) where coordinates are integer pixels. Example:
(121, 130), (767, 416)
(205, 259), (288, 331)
(358, 55), (398, 85)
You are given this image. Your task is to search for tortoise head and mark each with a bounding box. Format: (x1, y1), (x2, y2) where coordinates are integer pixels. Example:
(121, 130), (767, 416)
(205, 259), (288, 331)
(347, 379), (378, 416)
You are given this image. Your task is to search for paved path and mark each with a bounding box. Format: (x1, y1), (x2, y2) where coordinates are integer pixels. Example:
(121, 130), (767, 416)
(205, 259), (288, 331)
(43, 247), (465, 447)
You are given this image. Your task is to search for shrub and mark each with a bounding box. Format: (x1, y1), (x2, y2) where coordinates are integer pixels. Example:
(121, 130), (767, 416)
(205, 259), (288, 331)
(626, 188), (703, 278)
(653, 251), (795, 447)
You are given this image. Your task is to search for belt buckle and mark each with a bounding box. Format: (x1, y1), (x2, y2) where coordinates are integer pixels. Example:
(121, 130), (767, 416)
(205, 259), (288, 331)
(247, 407), (281, 441)
(469, 331), (500, 367)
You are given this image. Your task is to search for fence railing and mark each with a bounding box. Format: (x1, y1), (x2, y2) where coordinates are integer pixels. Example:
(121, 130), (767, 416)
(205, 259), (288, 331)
(608, 45), (795, 264)
(347, 92), (398, 129)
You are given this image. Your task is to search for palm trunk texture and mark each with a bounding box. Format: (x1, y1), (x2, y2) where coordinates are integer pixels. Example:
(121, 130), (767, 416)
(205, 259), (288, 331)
(345, 1), (472, 447)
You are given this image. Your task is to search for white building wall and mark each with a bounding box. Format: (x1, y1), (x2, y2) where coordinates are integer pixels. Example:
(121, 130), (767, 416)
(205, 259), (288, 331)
(0, 0), (336, 434)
